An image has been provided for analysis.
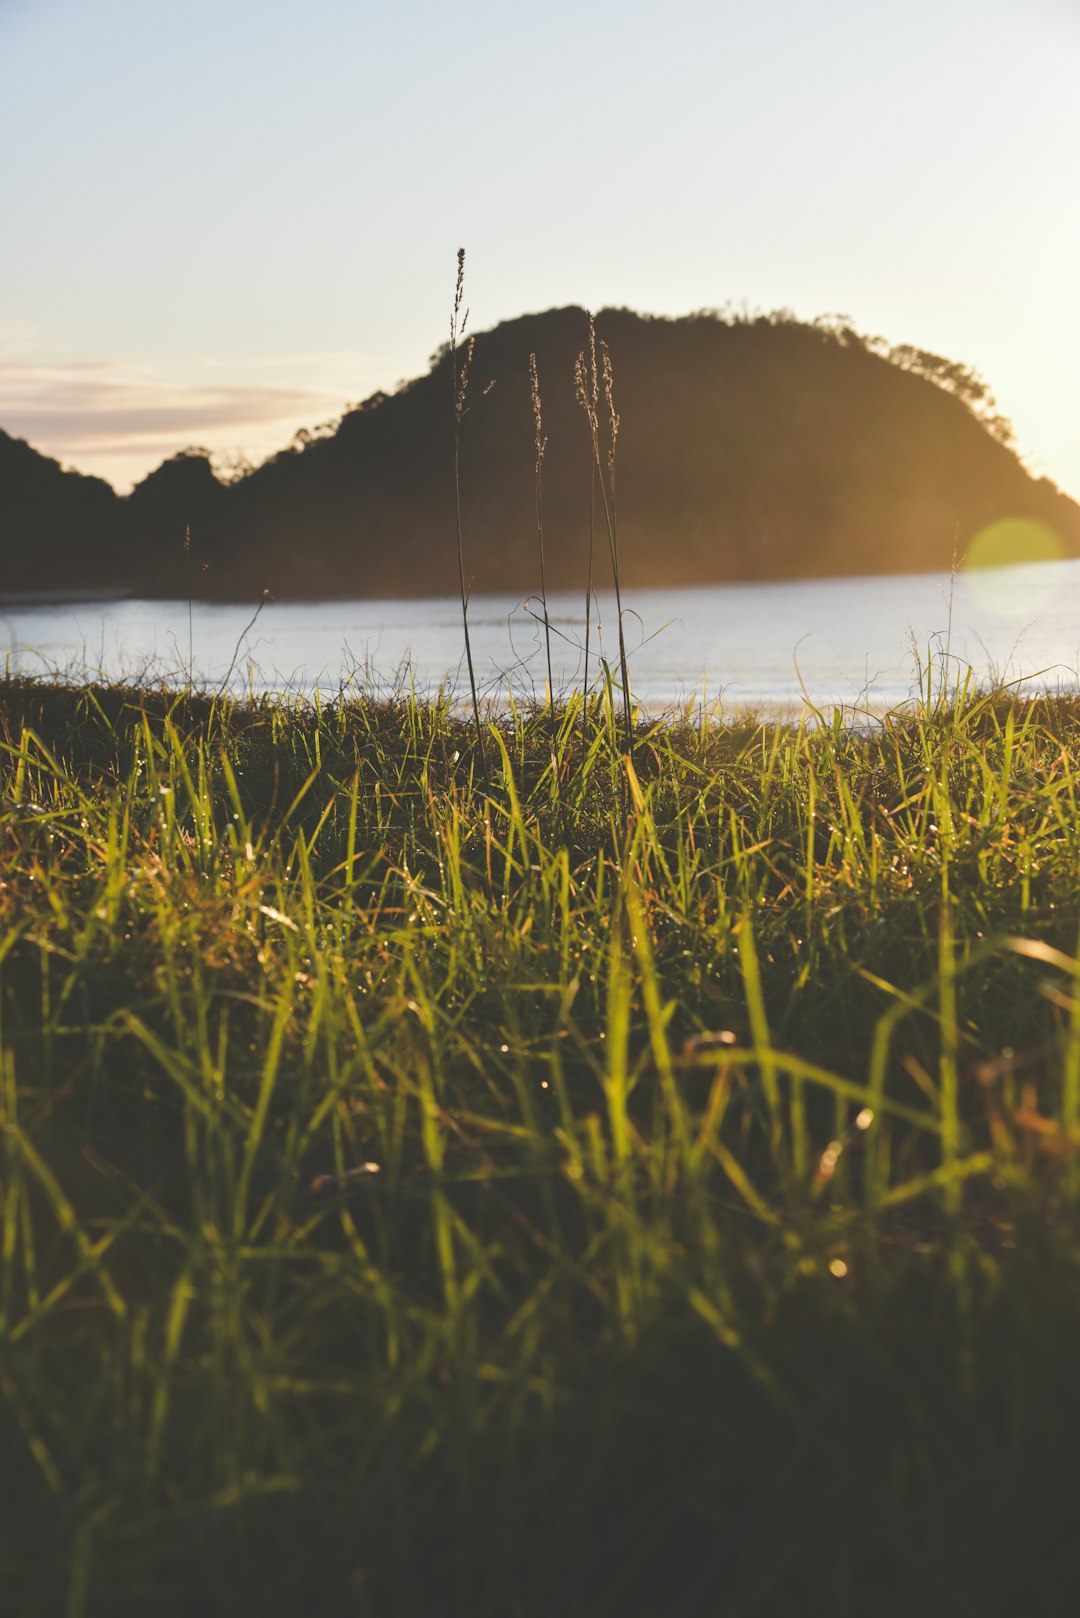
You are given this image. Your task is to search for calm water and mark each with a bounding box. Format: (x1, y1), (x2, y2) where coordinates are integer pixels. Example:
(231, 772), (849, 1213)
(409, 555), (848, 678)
(3, 562), (1080, 715)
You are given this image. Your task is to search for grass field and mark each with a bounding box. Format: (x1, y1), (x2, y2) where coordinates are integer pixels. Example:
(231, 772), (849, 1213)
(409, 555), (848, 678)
(3, 673), (1080, 1616)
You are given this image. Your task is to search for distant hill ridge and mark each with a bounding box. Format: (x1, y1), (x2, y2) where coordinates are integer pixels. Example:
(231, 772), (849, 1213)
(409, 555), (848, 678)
(3, 306), (1078, 600)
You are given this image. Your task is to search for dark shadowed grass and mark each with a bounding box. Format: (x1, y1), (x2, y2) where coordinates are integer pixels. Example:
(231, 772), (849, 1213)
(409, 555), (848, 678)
(4, 675), (1080, 1615)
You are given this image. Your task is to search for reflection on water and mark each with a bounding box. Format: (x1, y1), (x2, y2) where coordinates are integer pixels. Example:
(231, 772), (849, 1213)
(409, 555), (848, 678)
(2, 561), (1079, 715)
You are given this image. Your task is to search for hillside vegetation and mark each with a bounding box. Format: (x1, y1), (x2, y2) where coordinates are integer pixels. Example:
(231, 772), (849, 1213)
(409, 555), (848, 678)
(3, 308), (1078, 600)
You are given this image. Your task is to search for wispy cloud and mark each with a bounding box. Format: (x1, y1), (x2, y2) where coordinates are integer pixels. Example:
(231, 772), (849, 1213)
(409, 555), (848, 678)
(0, 361), (348, 491)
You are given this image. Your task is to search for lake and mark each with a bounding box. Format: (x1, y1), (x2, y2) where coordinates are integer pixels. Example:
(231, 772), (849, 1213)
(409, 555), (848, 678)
(3, 560), (1079, 715)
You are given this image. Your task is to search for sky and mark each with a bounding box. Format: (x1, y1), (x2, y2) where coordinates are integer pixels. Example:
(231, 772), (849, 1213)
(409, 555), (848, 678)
(2, 0), (1079, 496)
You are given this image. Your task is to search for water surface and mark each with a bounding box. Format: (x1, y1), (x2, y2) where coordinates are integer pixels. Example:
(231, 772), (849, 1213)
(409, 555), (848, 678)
(3, 562), (1078, 715)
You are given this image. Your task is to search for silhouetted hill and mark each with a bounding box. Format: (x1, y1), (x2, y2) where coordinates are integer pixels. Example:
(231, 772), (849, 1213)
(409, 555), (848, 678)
(0, 429), (127, 595)
(4, 309), (1080, 600)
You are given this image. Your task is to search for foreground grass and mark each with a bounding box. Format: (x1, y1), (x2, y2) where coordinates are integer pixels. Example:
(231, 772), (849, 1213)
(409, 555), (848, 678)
(4, 675), (1080, 1615)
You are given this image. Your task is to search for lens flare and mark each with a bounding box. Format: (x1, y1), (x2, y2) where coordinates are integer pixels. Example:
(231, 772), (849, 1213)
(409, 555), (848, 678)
(961, 517), (1066, 618)
(965, 517), (1065, 571)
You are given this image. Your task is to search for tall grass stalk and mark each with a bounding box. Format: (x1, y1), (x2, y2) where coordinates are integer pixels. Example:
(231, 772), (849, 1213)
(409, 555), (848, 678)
(576, 314), (633, 759)
(583, 463), (596, 753)
(450, 247), (486, 770)
(183, 525), (193, 685)
(579, 324), (599, 757)
(600, 337), (633, 758)
(214, 587), (271, 700)
(529, 352), (557, 767)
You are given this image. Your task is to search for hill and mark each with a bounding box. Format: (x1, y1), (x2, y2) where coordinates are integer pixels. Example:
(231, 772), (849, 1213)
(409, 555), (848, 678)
(0, 429), (125, 595)
(4, 308), (1079, 599)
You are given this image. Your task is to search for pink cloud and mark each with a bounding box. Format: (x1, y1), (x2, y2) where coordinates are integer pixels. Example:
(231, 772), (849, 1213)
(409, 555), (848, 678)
(0, 362), (347, 489)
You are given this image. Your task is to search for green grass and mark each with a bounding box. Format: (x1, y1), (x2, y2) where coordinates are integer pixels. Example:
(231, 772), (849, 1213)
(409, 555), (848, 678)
(4, 673), (1080, 1616)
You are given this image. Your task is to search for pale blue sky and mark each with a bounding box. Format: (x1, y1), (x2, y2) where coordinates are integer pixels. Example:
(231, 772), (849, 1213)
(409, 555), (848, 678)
(2, 0), (1078, 494)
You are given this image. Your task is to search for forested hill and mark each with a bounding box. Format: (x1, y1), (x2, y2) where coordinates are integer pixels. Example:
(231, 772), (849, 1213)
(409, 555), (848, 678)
(4, 307), (1079, 600)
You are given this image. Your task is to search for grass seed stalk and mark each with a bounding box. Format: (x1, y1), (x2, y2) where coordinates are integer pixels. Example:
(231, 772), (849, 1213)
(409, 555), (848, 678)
(576, 314), (633, 759)
(450, 247), (486, 770)
(529, 351), (557, 764)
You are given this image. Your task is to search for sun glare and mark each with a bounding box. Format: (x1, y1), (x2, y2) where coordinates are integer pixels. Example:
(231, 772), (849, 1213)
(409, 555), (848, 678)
(964, 516), (1065, 571)
(961, 516), (1068, 618)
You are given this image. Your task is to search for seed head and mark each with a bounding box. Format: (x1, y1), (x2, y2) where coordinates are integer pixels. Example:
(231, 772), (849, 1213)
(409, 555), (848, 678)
(529, 353), (547, 471)
(600, 339), (619, 475)
(455, 334), (475, 423)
